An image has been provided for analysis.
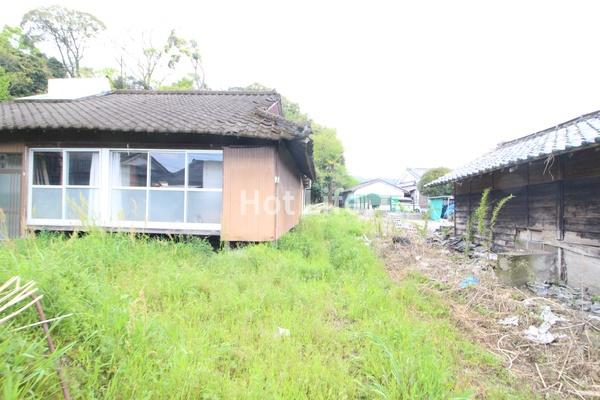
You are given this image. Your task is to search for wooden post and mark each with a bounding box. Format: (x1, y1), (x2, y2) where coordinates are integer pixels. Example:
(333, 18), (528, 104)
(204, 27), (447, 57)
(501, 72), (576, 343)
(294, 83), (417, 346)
(556, 155), (565, 241)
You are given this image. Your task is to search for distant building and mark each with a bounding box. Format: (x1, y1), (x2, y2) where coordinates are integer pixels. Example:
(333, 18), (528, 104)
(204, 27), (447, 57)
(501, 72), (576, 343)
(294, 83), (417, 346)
(340, 179), (412, 211)
(396, 168), (431, 211)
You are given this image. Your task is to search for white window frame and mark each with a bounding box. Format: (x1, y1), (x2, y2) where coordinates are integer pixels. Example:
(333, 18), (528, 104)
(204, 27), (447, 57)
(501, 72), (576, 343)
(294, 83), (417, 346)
(27, 148), (223, 232)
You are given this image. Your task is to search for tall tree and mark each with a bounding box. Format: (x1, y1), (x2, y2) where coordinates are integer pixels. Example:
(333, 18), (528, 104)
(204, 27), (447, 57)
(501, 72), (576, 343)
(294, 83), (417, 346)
(113, 30), (184, 90)
(177, 38), (206, 90)
(21, 6), (105, 78)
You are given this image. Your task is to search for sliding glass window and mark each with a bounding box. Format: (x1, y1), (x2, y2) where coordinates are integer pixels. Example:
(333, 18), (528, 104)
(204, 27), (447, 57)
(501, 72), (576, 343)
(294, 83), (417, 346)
(30, 150), (100, 221)
(110, 150), (222, 225)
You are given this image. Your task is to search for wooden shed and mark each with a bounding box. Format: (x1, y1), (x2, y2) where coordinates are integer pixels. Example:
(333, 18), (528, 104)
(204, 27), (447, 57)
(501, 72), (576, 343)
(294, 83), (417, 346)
(0, 79), (314, 242)
(429, 110), (600, 293)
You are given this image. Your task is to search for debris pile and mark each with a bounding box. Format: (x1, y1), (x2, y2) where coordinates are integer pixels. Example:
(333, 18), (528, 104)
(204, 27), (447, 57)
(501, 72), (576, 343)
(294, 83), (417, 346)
(528, 282), (600, 315)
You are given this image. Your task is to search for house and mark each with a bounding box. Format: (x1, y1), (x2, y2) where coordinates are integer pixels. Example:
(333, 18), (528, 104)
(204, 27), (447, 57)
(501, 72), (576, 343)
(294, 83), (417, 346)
(0, 78), (315, 242)
(340, 179), (412, 211)
(428, 110), (600, 292)
(396, 167), (431, 211)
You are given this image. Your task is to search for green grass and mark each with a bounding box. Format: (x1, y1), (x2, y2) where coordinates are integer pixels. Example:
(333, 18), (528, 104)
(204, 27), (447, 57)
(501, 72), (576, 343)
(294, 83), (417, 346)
(0, 211), (531, 399)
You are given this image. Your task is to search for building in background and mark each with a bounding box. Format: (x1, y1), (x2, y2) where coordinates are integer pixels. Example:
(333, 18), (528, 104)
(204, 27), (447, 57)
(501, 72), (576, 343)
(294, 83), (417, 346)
(340, 179), (412, 211)
(397, 168), (431, 211)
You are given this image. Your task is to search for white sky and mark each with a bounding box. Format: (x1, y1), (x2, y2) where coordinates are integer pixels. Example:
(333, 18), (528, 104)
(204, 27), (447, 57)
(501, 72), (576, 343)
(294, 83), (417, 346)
(3, 0), (600, 179)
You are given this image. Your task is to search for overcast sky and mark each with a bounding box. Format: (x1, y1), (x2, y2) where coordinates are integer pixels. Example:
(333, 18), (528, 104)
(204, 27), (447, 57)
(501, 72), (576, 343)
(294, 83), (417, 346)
(3, 1), (600, 179)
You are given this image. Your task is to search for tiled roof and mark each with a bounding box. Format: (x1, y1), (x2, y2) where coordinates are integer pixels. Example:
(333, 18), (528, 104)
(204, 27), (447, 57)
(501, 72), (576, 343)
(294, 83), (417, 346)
(0, 90), (309, 140)
(429, 110), (600, 186)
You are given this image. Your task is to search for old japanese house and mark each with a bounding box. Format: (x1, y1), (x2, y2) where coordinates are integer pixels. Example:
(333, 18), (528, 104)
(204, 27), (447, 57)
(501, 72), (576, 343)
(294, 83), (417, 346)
(0, 79), (314, 242)
(429, 110), (600, 292)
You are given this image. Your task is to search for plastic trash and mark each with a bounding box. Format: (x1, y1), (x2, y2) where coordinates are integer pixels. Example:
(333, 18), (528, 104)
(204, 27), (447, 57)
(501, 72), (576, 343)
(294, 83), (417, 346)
(275, 327), (290, 337)
(498, 316), (519, 326)
(459, 276), (479, 289)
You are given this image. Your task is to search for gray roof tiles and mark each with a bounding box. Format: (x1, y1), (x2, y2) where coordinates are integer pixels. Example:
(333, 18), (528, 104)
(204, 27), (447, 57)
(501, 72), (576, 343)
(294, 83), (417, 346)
(0, 90), (308, 140)
(430, 110), (600, 186)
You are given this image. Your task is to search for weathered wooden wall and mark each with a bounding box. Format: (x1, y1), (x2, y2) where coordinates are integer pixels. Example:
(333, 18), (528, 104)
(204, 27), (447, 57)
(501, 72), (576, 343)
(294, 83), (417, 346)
(453, 145), (600, 291)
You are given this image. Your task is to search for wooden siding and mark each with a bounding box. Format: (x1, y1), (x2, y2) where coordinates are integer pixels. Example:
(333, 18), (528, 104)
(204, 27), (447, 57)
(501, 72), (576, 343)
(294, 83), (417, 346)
(454, 147), (600, 248)
(275, 144), (303, 239)
(221, 146), (277, 242)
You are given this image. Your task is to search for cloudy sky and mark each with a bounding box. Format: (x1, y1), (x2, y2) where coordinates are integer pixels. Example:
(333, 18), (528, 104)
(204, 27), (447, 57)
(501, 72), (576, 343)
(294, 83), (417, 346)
(3, 1), (600, 179)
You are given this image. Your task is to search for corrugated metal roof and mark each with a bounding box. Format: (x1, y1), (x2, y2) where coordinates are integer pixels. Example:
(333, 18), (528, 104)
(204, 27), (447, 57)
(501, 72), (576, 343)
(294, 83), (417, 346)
(429, 110), (600, 186)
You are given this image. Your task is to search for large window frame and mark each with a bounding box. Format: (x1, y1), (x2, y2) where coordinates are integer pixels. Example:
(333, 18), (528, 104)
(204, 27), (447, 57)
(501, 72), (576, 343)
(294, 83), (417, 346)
(27, 148), (223, 231)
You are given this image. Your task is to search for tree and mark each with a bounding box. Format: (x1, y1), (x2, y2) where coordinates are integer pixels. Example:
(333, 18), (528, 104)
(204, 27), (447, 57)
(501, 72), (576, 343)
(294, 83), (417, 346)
(21, 5), (105, 78)
(0, 25), (66, 99)
(176, 39), (206, 90)
(113, 30), (185, 90)
(311, 125), (357, 204)
(417, 167), (452, 197)
(158, 76), (195, 90)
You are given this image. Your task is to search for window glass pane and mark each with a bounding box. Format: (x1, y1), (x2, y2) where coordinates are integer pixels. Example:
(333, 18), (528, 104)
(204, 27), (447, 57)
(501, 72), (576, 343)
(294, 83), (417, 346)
(111, 189), (146, 221)
(111, 152), (147, 187)
(0, 153), (22, 170)
(31, 188), (62, 219)
(148, 191), (184, 222)
(186, 191), (222, 224)
(33, 152), (62, 185)
(65, 188), (99, 220)
(150, 152), (185, 188)
(187, 153), (223, 188)
(67, 152), (99, 186)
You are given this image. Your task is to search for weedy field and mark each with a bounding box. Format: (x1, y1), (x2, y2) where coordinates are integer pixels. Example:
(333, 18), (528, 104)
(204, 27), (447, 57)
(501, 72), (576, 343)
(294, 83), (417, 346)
(0, 211), (531, 399)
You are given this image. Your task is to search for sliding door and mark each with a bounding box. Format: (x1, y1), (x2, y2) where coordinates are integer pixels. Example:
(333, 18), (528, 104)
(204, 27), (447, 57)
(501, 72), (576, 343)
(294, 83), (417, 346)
(0, 153), (22, 239)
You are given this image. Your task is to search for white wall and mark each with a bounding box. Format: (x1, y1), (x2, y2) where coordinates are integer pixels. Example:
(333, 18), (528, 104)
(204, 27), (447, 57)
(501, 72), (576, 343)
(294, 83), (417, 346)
(353, 181), (406, 197)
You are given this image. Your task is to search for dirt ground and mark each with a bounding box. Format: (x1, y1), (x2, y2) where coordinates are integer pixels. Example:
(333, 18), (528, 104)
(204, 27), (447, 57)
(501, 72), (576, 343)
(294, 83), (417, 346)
(372, 215), (600, 399)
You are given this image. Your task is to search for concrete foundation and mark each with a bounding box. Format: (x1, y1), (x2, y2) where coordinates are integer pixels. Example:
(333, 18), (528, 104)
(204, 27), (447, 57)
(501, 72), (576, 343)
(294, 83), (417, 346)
(495, 251), (557, 287)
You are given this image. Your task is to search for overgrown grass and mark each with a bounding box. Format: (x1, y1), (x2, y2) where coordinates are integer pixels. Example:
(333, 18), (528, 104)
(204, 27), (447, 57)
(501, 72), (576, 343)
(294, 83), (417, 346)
(0, 211), (530, 399)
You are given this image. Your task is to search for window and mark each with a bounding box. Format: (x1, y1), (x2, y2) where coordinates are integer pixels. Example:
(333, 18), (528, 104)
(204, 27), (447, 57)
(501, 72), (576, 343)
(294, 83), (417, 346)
(30, 150), (100, 221)
(109, 150), (222, 225)
(29, 148), (222, 228)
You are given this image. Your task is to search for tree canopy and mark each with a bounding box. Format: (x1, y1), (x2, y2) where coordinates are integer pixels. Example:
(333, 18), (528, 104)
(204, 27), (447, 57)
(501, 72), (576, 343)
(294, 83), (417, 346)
(0, 25), (66, 100)
(21, 6), (105, 78)
(417, 167), (452, 197)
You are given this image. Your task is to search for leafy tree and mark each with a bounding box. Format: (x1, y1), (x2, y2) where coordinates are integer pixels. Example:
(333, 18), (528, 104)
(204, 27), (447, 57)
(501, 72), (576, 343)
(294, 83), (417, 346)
(21, 6), (105, 78)
(176, 38), (206, 89)
(0, 67), (10, 100)
(417, 167), (452, 197)
(158, 76), (195, 90)
(311, 125), (357, 204)
(0, 25), (66, 99)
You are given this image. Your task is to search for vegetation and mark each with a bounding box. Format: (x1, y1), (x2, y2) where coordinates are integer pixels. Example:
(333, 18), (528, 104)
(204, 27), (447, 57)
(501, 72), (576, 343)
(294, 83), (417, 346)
(417, 167), (452, 197)
(21, 6), (106, 78)
(0, 26), (66, 100)
(465, 187), (514, 252)
(0, 212), (525, 399)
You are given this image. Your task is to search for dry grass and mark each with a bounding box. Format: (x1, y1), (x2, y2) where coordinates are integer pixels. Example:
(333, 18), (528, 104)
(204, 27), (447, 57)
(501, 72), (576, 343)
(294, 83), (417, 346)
(374, 215), (600, 399)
